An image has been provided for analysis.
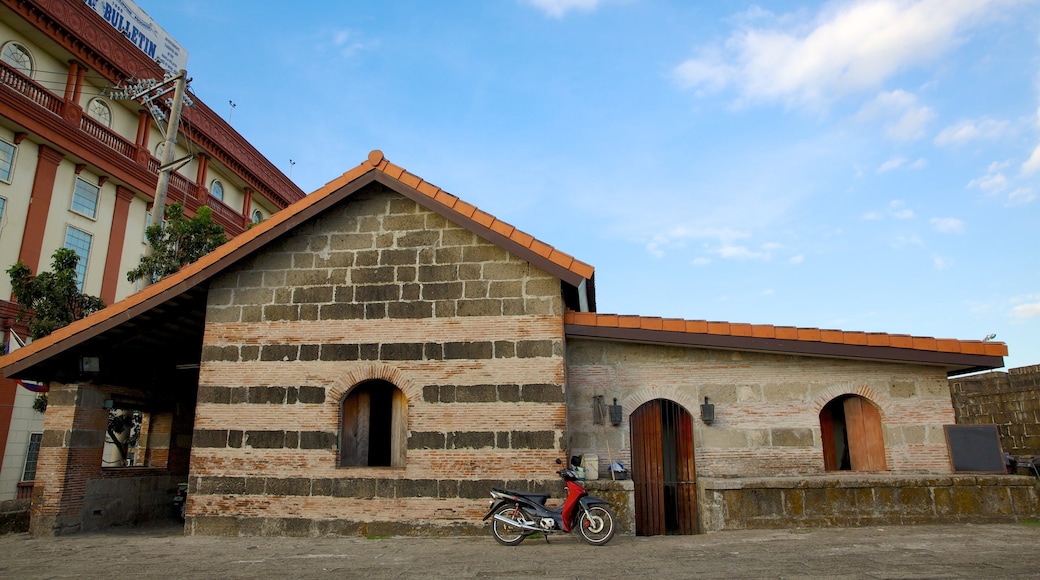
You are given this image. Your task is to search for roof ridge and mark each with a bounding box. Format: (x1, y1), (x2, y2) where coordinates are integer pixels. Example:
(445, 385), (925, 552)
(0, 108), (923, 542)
(366, 150), (595, 280)
(563, 310), (1009, 357)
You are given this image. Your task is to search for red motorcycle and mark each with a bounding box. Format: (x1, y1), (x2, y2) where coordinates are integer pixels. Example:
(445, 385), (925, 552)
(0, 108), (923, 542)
(483, 460), (616, 546)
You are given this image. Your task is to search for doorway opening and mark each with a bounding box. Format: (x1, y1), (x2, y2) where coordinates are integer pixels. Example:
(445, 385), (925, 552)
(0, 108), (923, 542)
(820, 394), (887, 471)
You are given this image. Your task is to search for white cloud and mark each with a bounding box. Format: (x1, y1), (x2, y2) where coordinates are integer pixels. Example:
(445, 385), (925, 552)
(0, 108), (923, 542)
(862, 211), (884, 220)
(1012, 301), (1040, 319)
(673, 0), (1008, 109)
(717, 244), (771, 260)
(858, 90), (934, 141)
(968, 171), (1009, 192)
(877, 157), (905, 173)
(1007, 188), (1037, 205)
(789, 254), (805, 264)
(934, 118), (1010, 146)
(760, 288), (775, 296)
(930, 217), (965, 233)
(526, 0), (603, 18)
(933, 254), (952, 270)
(893, 208), (916, 219)
(692, 257), (712, 266)
(1022, 144), (1040, 174)
(330, 29), (375, 59)
(910, 158), (928, 169)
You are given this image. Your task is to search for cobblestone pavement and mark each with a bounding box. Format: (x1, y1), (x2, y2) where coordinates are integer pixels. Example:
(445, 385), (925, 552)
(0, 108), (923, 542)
(1, 522), (1038, 579)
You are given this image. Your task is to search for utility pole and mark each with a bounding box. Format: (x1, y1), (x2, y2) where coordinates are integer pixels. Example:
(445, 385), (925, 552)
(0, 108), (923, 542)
(148, 69), (189, 246)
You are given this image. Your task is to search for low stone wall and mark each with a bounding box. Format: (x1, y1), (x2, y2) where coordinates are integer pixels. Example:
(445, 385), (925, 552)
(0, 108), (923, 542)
(949, 364), (1040, 456)
(699, 474), (1040, 531)
(0, 498), (30, 535)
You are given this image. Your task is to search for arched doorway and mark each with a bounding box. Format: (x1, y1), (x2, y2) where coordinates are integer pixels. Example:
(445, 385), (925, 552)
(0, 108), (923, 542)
(630, 399), (698, 535)
(819, 394), (887, 471)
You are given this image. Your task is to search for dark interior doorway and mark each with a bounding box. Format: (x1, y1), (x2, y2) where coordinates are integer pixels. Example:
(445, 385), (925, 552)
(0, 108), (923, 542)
(630, 399), (698, 535)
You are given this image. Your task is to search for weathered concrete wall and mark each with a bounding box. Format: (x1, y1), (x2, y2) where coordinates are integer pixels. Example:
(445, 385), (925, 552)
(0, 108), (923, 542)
(950, 364), (1040, 456)
(566, 339), (957, 479)
(191, 183), (568, 536)
(0, 498), (29, 535)
(699, 474), (1039, 531)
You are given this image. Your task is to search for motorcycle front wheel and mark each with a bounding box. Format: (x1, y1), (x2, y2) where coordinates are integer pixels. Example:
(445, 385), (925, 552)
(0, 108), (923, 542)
(490, 504), (530, 546)
(577, 505), (616, 546)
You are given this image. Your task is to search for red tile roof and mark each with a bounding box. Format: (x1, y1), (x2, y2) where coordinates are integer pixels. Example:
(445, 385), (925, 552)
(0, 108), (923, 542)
(564, 311), (1006, 375)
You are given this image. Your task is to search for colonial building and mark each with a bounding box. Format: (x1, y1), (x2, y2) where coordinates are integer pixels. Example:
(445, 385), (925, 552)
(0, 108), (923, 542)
(0, 0), (304, 502)
(1, 150), (1034, 537)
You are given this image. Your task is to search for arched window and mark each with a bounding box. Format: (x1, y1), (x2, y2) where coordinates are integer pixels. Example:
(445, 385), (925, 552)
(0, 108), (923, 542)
(1, 42), (34, 76)
(154, 141), (165, 158)
(87, 98), (112, 127)
(340, 380), (407, 467)
(251, 209), (263, 224)
(210, 180), (224, 201)
(819, 395), (887, 472)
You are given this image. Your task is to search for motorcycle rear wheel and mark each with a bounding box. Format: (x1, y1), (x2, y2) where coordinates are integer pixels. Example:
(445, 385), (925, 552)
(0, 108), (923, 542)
(490, 504), (530, 546)
(577, 505), (616, 546)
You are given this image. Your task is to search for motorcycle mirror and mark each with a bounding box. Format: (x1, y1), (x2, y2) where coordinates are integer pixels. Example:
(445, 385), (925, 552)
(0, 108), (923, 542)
(555, 458), (562, 465)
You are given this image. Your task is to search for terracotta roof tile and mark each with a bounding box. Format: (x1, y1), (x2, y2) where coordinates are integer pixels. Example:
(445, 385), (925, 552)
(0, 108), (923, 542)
(820, 329), (843, 343)
(561, 311), (1009, 360)
(382, 161), (406, 180)
(547, 249), (574, 270)
(416, 181), (440, 198)
(490, 220), (515, 238)
(434, 190), (459, 208)
(398, 171), (422, 189)
(511, 230), (535, 248)
(751, 324), (776, 339)
(470, 210), (495, 228)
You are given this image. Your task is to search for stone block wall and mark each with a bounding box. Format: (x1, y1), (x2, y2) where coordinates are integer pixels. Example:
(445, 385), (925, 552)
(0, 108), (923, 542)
(565, 339), (957, 479)
(950, 364), (1040, 456)
(191, 184), (568, 536)
(699, 474), (1039, 531)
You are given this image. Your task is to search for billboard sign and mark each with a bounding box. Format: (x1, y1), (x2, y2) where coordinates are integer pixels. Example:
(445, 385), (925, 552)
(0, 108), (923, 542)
(83, 0), (188, 73)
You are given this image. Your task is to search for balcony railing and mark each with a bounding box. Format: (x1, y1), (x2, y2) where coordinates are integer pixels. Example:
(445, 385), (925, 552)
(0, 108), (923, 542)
(81, 114), (135, 159)
(0, 60), (61, 115)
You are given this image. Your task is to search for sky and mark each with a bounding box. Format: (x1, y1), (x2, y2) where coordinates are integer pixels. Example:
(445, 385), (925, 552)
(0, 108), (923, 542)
(134, 0), (1040, 370)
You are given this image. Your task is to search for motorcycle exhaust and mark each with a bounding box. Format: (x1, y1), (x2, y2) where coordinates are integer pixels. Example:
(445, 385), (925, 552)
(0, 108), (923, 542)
(493, 513), (542, 532)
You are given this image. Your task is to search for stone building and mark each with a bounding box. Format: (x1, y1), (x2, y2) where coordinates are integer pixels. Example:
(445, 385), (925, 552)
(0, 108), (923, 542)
(950, 364), (1040, 459)
(1, 151), (1034, 538)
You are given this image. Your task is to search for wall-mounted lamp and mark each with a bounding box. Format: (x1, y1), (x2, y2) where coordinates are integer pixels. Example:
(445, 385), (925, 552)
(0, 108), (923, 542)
(608, 398), (623, 426)
(700, 396), (715, 425)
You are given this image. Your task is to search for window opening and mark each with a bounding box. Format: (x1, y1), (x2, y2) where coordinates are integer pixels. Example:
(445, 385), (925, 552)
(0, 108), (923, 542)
(71, 178), (100, 219)
(86, 98), (112, 127)
(21, 432), (42, 481)
(252, 209), (263, 224)
(340, 380), (407, 467)
(0, 138), (15, 182)
(0, 196), (6, 223)
(63, 226), (92, 291)
(210, 180), (223, 201)
(1, 42), (34, 76)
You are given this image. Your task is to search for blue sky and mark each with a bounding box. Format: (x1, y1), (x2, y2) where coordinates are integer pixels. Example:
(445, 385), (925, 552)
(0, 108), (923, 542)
(136, 0), (1039, 370)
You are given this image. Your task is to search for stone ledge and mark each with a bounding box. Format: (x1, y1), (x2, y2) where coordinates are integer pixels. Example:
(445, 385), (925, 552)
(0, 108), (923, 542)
(699, 474), (1040, 490)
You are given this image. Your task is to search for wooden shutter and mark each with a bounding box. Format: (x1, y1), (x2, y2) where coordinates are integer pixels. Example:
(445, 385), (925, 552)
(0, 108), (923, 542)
(390, 389), (407, 467)
(631, 400), (666, 536)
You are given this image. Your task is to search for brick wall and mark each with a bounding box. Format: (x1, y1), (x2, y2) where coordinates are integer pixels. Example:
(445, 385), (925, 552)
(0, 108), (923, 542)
(191, 183), (568, 536)
(565, 339), (957, 478)
(950, 364), (1040, 456)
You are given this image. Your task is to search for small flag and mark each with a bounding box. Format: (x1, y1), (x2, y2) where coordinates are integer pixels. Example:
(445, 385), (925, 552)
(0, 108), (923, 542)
(16, 379), (48, 393)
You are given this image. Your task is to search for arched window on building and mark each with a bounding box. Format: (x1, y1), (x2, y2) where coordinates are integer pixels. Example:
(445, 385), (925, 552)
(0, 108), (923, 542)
(210, 179), (224, 201)
(87, 98), (112, 127)
(340, 380), (407, 467)
(252, 209), (263, 224)
(819, 394), (887, 472)
(1, 41), (34, 77)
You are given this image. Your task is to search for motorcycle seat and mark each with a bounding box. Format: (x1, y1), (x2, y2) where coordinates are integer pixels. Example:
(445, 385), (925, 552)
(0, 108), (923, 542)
(492, 488), (551, 504)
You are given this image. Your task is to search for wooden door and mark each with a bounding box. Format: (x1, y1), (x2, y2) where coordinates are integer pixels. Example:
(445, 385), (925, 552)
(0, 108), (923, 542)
(631, 399), (698, 535)
(844, 396), (887, 471)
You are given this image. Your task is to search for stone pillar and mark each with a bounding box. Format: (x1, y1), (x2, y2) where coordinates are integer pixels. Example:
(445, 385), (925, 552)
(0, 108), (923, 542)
(241, 187), (254, 227)
(30, 383), (107, 537)
(100, 186), (136, 303)
(134, 109), (151, 165)
(16, 145), (64, 273)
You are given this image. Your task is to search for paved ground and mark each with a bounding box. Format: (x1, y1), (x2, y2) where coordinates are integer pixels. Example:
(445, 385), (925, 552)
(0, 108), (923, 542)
(1, 522), (1038, 579)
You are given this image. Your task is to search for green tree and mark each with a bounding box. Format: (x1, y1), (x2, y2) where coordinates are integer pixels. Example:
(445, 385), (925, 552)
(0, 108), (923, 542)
(7, 248), (106, 340)
(127, 203), (227, 284)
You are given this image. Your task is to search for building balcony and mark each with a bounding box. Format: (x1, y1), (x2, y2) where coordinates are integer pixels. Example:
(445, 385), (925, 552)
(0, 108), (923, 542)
(0, 60), (245, 237)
